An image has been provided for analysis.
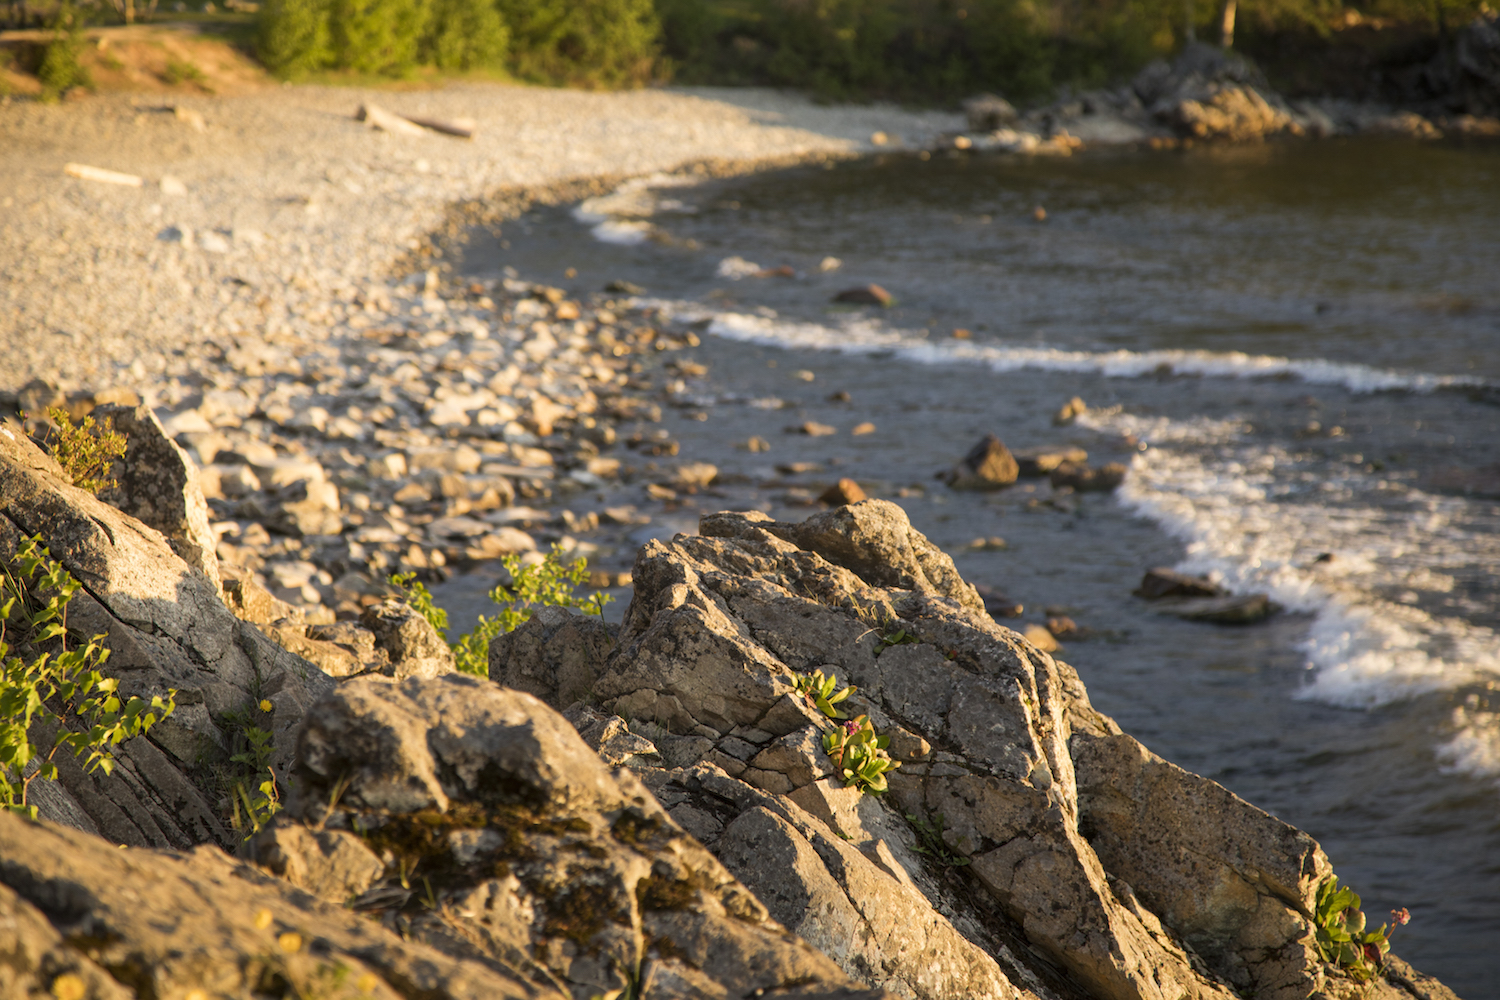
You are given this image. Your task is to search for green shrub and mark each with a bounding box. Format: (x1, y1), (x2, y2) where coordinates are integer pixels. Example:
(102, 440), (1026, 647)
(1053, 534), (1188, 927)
(393, 545), (612, 678)
(37, 1), (92, 101)
(331, 0), (431, 74)
(499, 0), (661, 87)
(0, 536), (176, 819)
(38, 407), (127, 496)
(257, 0), (334, 77)
(422, 0), (510, 69)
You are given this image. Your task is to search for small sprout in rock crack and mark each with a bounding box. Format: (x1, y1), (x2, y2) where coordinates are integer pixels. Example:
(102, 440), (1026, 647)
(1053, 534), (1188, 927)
(875, 624), (918, 655)
(1312, 875), (1408, 982)
(230, 766), (281, 839)
(35, 406), (127, 495)
(1, 535), (176, 817)
(823, 715), (900, 795)
(907, 812), (971, 867)
(794, 668), (854, 720)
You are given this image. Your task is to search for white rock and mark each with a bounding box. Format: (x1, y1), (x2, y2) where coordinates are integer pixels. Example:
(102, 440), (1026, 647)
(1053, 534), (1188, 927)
(255, 457), (327, 488)
(161, 408), (214, 436)
(160, 175), (188, 196)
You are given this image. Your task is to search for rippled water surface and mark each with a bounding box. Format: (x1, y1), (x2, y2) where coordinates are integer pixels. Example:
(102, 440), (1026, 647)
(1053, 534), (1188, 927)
(461, 138), (1500, 998)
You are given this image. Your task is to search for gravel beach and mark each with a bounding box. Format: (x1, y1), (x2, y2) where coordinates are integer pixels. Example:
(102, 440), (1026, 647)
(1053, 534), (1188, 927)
(0, 83), (960, 391)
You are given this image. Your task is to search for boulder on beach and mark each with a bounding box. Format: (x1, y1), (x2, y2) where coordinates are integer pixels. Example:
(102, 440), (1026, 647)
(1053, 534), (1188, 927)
(964, 93), (1019, 130)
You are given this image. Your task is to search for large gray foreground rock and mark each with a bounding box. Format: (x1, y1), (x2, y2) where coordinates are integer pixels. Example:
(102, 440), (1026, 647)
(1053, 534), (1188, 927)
(0, 673), (890, 1000)
(94, 401), (222, 591)
(0, 810), (561, 1000)
(488, 500), (1455, 1000)
(249, 673), (891, 1000)
(0, 418), (331, 848)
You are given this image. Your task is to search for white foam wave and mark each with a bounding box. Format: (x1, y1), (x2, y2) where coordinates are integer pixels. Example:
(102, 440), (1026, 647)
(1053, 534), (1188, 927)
(1438, 701), (1500, 784)
(588, 220), (652, 246)
(1083, 409), (1500, 743)
(677, 308), (1489, 395)
(573, 174), (706, 247)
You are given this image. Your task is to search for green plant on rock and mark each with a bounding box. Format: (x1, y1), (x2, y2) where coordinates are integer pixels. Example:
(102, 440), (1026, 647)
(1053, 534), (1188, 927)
(1312, 875), (1409, 982)
(221, 698), (283, 839)
(392, 545), (612, 678)
(823, 714), (899, 795)
(794, 668), (853, 720)
(0, 535), (176, 818)
(875, 623), (917, 655)
(36, 406), (127, 496)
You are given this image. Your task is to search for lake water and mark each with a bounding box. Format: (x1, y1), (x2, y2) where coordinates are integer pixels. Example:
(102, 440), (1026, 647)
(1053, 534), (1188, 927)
(458, 137), (1500, 998)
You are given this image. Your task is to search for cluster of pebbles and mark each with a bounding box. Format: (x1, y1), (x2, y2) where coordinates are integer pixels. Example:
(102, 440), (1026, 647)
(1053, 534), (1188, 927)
(6, 271), (719, 635)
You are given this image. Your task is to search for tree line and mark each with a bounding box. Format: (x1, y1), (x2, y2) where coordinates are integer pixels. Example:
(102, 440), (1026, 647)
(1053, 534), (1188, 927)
(260, 0), (1492, 98)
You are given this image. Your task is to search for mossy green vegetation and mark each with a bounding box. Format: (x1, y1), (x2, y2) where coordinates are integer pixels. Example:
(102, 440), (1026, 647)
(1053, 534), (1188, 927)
(0, 535), (176, 818)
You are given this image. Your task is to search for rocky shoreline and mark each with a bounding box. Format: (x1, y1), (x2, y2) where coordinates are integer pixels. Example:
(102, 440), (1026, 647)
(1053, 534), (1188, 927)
(1, 69), (1491, 1000)
(0, 413), (1464, 998)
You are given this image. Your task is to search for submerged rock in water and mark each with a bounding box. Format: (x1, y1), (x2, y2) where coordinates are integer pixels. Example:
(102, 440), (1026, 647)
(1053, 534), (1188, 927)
(1157, 593), (1277, 624)
(833, 284), (894, 307)
(945, 434), (1020, 491)
(1049, 460), (1127, 492)
(1136, 566), (1225, 599)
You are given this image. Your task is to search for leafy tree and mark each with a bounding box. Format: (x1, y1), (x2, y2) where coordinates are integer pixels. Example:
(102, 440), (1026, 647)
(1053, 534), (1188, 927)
(258, 0), (334, 77)
(498, 0), (660, 87)
(331, 0), (431, 74)
(37, 0), (91, 101)
(421, 0), (509, 70)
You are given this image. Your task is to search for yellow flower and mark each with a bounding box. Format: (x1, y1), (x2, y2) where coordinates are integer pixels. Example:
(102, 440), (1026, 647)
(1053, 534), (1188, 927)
(254, 908), (274, 930)
(51, 973), (86, 1000)
(185, 991), (208, 1000)
(277, 931), (303, 954)
(357, 973), (379, 993)
(260, 699), (274, 713)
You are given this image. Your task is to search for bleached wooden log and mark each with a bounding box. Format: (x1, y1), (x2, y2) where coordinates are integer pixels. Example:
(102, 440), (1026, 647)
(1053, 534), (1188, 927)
(355, 103), (426, 137)
(401, 114), (476, 139)
(63, 162), (143, 187)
